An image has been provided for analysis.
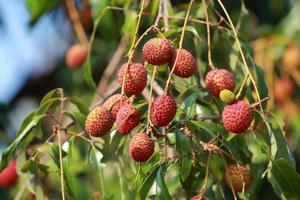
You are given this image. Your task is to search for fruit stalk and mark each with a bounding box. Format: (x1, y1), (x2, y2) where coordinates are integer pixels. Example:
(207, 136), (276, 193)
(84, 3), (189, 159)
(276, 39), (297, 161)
(146, 66), (157, 134)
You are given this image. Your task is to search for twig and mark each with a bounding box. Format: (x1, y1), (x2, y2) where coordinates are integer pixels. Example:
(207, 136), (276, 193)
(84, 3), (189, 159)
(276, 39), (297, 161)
(236, 73), (249, 99)
(164, 0), (195, 92)
(250, 97), (269, 109)
(202, 0), (215, 69)
(199, 152), (211, 195)
(162, 0), (169, 31)
(65, 0), (89, 45)
(197, 114), (221, 121)
(58, 92), (65, 200)
(221, 153), (237, 200)
(146, 66), (157, 134)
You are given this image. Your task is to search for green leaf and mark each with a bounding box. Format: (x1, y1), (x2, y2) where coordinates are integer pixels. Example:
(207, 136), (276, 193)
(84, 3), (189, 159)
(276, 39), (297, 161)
(0, 114), (45, 171)
(89, 147), (104, 170)
(63, 139), (76, 197)
(26, 0), (59, 25)
(35, 185), (49, 200)
(122, 10), (137, 38)
(69, 97), (89, 115)
(83, 61), (96, 91)
(255, 65), (269, 110)
(156, 164), (172, 200)
(270, 158), (300, 199)
(139, 164), (160, 200)
(65, 111), (86, 129)
(40, 88), (63, 105)
(181, 92), (198, 119)
(179, 157), (192, 182)
(175, 131), (191, 155)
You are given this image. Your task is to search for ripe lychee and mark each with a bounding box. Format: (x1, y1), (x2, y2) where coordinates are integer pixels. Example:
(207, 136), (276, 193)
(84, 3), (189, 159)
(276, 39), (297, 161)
(116, 103), (140, 134)
(205, 69), (235, 97)
(118, 63), (147, 96)
(0, 160), (18, 188)
(142, 38), (173, 65)
(65, 44), (88, 68)
(85, 106), (114, 137)
(150, 95), (177, 126)
(226, 164), (251, 192)
(129, 133), (154, 162)
(222, 100), (253, 133)
(102, 93), (127, 120)
(190, 195), (206, 200)
(274, 76), (294, 103)
(169, 48), (196, 78)
(220, 89), (236, 105)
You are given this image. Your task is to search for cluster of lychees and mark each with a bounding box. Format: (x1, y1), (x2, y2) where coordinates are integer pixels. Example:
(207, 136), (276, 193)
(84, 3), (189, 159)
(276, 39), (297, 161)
(84, 37), (252, 193)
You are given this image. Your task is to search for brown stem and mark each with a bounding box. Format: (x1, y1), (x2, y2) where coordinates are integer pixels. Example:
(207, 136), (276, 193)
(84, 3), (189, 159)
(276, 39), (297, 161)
(251, 97), (270, 109)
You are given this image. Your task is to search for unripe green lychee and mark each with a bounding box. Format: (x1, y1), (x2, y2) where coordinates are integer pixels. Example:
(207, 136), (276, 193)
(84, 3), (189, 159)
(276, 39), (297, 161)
(118, 63), (147, 96)
(226, 164), (251, 192)
(85, 106), (114, 137)
(220, 89), (236, 104)
(169, 49), (196, 78)
(205, 69), (235, 97)
(102, 93), (127, 120)
(65, 44), (88, 68)
(0, 160), (18, 188)
(116, 103), (140, 134)
(129, 133), (154, 162)
(150, 95), (177, 126)
(142, 38), (173, 65)
(222, 100), (253, 133)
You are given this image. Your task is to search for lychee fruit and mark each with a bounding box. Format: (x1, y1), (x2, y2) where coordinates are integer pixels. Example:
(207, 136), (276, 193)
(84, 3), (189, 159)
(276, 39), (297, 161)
(129, 133), (154, 162)
(190, 195), (206, 200)
(118, 63), (147, 96)
(65, 44), (88, 68)
(116, 103), (140, 134)
(226, 164), (251, 192)
(102, 93), (127, 120)
(205, 69), (235, 97)
(222, 100), (253, 133)
(150, 94), (177, 126)
(142, 38), (173, 65)
(220, 89), (236, 104)
(0, 160), (18, 188)
(85, 106), (114, 137)
(274, 76), (294, 103)
(169, 48), (196, 78)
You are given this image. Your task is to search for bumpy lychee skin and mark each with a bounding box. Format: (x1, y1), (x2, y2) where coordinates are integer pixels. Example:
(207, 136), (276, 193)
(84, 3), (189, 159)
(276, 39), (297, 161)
(85, 106), (114, 137)
(0, 160), (18, 188)
(205, 69), (235, 97)
(65, 44), (88, 68)
(150, 95), (177, 126)
(118, 63), (147, 95)
(222, 101), (253, 133)
(102, 94), (127, 120)
(142, 38), (173, 65)
(220, 89), (236, 105)
(169, 49), (196, 78)
(116, 103), (140, 134)
(226, 164), (251, 192)
(129, 133), (154, 162)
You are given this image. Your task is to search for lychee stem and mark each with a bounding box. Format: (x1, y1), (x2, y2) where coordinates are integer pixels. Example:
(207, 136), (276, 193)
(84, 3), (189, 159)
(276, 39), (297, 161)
(202, 0), (215, 70)
(164, 0), (195, 92)
(250, 97), (270, 109)
(236, 73), (249, 99)
(146, 66), (157, 134)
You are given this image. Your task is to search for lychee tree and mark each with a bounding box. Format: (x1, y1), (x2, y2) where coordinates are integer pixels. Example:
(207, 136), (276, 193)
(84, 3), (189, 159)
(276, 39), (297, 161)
(1, 0), (300, 199)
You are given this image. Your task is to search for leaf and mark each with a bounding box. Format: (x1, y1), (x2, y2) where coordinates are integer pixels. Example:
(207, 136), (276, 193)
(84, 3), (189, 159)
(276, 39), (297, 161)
(69, 97), (89, 115)
(156, 164), (172, 200)
(269, 158), (300, 199)
(26, 0), (59, 25)
(139, 164), (160, 200)
(89, 147), (105, 170)
(0, 114), (45, 171)
(254, 65), (269, 110)
(35, 185), (49, 200)
(40, 88), (63, 105)
(175, 131), (191, 155)
(65, 111), (86, 129)
(122, 10), (137, 38)
(179, 157), (192, 182)
(181, 92), (199, 119)
(83, 61), (96, 91)
(63, 139), (76, 197)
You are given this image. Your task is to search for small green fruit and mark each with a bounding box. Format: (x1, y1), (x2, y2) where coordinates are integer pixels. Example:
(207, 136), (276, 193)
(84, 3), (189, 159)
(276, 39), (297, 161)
(220, 89), (236, 104)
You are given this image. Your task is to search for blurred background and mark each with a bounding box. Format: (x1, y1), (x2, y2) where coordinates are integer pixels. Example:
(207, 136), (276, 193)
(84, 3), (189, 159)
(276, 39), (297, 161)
(1, 0), (300, 199)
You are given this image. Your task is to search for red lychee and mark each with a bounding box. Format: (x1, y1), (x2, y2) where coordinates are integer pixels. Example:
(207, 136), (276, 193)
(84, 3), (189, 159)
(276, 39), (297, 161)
(116, 103), (140, 134)
(222, 100), (253, 133)
(226, 164), (251, 192)
(190, 195), (206, 200)
(150, 95), (177, 126)
(129, 133), (154, 162)
(274, 76), (294, 103)
(85, 106), (114, 137)
(0, 160), (18, 188)
(205, 69), (235, 97)
(142, 38), (173, 65)
(102, 93), (128, 120)
(65, 44), (88, 68)
(169, 48), (196, 78)
(118, 63), (147, 96)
